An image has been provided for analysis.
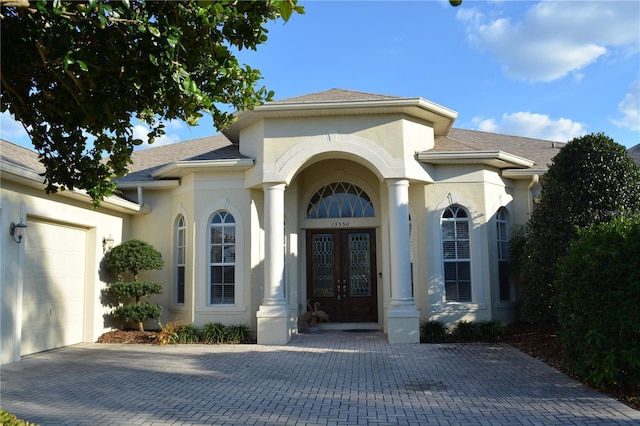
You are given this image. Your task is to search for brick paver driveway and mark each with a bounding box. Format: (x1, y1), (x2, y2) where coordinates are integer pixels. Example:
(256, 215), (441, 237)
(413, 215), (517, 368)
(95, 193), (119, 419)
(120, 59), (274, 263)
(1, 331), (638, 425)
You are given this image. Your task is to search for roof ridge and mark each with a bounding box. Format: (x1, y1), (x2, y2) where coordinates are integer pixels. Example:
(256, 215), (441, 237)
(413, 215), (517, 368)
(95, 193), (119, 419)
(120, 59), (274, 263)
(273, 88), (403, 104)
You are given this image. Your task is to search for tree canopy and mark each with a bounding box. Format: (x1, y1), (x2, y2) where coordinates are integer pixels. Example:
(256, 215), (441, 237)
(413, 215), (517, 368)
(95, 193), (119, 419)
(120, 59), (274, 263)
(520, 132), (640, 325)
(0, 0), (303, 204)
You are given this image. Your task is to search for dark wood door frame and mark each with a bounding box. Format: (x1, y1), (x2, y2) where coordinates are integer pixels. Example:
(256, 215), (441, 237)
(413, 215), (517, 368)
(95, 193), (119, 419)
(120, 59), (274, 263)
(306, 228), (378, 323)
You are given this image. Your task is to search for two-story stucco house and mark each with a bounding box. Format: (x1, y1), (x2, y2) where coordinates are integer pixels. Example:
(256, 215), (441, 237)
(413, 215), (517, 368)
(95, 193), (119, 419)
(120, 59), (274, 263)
(2, 89), (576, 364)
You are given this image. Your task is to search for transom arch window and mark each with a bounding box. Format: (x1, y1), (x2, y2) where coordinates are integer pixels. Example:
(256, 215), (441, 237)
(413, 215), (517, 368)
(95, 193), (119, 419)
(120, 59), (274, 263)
(307, 182), (374, 219)
(209, 211), (236, 305)
(175, 215), (186, 304)
(441, 205), (472, 302)
(496, 208), (510, 301)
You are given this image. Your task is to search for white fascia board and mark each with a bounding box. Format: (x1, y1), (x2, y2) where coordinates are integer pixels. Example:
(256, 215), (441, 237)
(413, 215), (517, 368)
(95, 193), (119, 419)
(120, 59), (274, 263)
(224, 98), (458, 142)
(1, 160), (149, 214)
(115, 180), (180, 190)
(417, 150), (534, 169)
(501, 168), (547, 179)
(151, 158), (255, 179)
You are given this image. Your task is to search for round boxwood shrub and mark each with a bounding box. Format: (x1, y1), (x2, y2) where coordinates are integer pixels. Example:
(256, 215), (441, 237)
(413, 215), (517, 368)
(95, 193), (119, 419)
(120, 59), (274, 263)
(556, 215), (640, 389)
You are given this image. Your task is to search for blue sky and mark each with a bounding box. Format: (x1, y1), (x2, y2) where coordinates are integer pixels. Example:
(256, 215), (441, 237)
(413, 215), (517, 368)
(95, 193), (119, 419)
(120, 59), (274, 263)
(2, 0), (638, 150)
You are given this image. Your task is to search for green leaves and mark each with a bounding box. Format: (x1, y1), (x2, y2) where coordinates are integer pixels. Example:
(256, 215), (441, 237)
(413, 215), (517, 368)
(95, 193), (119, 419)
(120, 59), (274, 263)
(520, 133), (640, 326)
(105, 239), (164, 278)
(1, 0), (304, 204)
(556, 215), (640, 389)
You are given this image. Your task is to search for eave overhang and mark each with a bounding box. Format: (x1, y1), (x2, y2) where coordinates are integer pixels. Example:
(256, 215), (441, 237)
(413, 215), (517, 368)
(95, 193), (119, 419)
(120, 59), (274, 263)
(501, 168), (547, 180)
(417, 150), (535, 169)
(1, 160), (149, 214)
(223, 98), (458, 143)
(151, 158), (255, 179)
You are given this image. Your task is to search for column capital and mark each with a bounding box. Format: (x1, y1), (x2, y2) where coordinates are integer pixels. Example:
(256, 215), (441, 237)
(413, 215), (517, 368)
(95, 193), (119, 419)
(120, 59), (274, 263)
(262, 182), (286, 191)
(386, 178), (410, 188)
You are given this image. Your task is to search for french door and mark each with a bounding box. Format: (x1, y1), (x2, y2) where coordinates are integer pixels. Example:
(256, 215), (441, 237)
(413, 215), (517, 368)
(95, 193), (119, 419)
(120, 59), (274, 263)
(306, 229), (378, 323)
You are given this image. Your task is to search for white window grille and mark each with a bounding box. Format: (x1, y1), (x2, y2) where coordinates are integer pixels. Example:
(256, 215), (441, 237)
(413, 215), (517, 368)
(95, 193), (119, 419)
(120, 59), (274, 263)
(307, 182), (374, 218)
(175, 216), (186, 304)
(209, 211), (236, 305)
(442, 205), (472, 302)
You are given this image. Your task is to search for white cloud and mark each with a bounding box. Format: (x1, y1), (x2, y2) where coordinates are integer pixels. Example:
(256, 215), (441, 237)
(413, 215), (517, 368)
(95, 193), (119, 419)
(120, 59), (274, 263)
(611, 75), (640, 131)
(458, 1), (640, 82)
(132, 120), (183, 149)
(0, 111), (30, 144)
(472, 111), (586, 142)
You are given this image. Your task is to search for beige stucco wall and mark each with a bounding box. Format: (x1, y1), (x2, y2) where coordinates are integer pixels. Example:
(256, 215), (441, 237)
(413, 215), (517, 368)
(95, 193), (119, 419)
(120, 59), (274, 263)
(1, 178), (129, 364)
(242, 116), (435, 188)
(416, 164), (523, 326)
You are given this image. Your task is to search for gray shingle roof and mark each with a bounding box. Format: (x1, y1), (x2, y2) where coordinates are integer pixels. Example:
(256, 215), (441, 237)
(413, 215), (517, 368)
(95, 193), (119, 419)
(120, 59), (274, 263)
(433, 128), (565, 169)
(0, 138), (45, 174)
(273, 88), (403, 104)
(628, 144), (640, 166)
(119, 134), (241, 182)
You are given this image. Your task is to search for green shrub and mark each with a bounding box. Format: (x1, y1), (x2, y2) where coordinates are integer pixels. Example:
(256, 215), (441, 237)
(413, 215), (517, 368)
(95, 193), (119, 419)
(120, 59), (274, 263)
(105, 239), (164, 281)
(556, 215), (640, 389)
(225, 324), (252, 343)
(175, 323), (201, 344)
(154, 321), (200, 345)
(104, 239), (164, 332)
(451, 320), (478, 342)
(201, 322), (252, 344)
(154, 321), (181, 345)
(202, 322), (227, 344)
(476, 320), (506, 342)
(111, 302), (163, 327)
(107, 281), (163, 299)
(520, 133), (640, 325)
(420, 320), (447, 343)
(0, 409), (39, 426)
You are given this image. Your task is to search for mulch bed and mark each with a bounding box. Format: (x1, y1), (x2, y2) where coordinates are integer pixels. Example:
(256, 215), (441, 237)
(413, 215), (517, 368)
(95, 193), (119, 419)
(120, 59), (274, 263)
(96, 323), (639, 411)
(96, 329), (159, 344)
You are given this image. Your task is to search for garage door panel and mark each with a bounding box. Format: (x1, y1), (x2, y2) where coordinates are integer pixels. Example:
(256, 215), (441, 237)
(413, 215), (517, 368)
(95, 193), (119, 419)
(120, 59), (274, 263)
(22, 221), (87, 356)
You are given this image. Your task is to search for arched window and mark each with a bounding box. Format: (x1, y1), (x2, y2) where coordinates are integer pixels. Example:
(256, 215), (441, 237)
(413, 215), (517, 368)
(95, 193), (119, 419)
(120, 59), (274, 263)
(175, 216), (186, 304)
(209, 211), (236, 305)
(496, 208), (510, 301)
(441, 205), (471, 302)
(307, 182), (374, 218)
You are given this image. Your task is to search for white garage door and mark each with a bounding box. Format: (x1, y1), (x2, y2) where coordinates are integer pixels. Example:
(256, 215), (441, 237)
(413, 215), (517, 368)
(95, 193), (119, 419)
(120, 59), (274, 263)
(21, 220), (88, 356)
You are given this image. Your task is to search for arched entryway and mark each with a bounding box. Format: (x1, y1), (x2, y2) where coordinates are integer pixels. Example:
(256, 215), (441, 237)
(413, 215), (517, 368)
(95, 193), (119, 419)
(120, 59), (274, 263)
(303, 181), (379, 324)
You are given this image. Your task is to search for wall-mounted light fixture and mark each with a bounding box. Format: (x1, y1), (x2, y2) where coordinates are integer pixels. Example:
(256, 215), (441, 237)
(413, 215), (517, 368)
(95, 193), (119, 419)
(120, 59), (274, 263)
(10, 219), (28, 244)
(102, 234), (114, 253)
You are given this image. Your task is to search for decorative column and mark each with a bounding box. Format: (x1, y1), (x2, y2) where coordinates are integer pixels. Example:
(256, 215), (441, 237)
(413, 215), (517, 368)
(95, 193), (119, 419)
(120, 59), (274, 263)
(256, 183), (291, 344)
(387, 179), (420, 343)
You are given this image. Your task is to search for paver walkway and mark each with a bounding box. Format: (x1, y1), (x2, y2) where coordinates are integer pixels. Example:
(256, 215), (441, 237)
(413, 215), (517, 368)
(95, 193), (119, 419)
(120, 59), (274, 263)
(1, 331), (638, 425)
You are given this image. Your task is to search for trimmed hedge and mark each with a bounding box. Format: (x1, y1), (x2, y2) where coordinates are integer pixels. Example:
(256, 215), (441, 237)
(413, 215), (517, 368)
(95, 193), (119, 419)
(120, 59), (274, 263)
(556, 215), (640, 389)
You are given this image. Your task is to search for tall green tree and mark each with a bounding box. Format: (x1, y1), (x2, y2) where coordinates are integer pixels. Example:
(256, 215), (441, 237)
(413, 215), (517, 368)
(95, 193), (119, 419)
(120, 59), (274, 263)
(0, 0), (303, 204)
(520, 132), (640, 325)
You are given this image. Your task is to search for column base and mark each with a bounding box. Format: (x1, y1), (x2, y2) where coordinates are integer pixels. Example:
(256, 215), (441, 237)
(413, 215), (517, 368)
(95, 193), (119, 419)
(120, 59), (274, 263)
(387, 303), (420, 344)
(256, 305), (291, 345)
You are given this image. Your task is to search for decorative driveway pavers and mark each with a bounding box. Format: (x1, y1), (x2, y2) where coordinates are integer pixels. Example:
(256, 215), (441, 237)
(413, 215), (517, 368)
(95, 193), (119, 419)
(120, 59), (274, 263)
(1, 331), (638, 425)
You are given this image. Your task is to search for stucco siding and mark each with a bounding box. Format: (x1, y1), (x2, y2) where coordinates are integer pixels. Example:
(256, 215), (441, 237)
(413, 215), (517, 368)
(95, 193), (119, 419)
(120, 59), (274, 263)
(1, 179), (128, 364)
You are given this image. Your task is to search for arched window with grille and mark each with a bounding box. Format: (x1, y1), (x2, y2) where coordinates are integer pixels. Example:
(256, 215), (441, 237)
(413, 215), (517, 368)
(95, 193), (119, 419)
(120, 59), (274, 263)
(209, 211), (236, 305)
(441, 205), (472, 302)
(496, 208), (510, 301)
(307, 182), (374, 218)
(175, 215), (186, 304)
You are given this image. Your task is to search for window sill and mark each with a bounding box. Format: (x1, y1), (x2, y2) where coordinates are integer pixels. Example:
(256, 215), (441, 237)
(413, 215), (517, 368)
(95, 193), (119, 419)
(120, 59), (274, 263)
(196, 305), (247, 313)
(430, 302), (487, 312)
